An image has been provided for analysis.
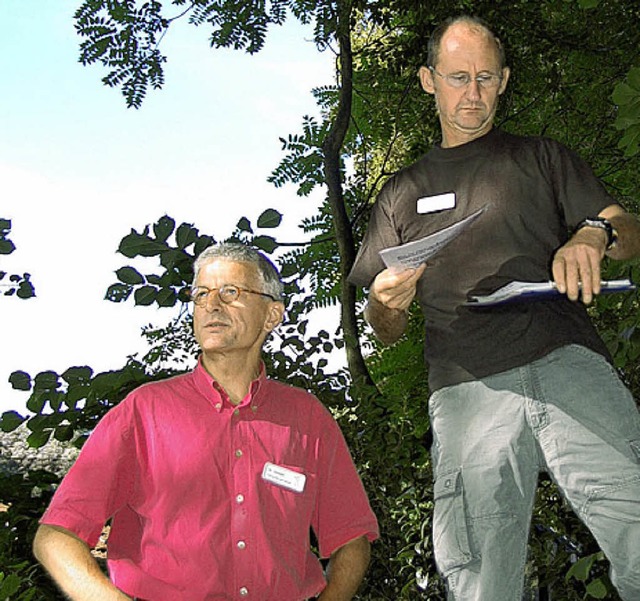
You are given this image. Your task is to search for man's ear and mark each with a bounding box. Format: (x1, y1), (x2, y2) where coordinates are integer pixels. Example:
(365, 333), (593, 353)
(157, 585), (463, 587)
(264, 302), (285, 332)
(419, 66), (436, 95)
(498, 67), (511, 95)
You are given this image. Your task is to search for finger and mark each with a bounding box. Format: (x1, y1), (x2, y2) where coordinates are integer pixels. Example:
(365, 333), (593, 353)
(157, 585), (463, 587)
(381, 284), (419, 311)
(563, 258), (581, 302)
(588, 250), (602, 296)
(376, 266), (425, 293)
(577, 245), (605, 304)
(551, 255), (567, 294)
(552, 253), (581, 299)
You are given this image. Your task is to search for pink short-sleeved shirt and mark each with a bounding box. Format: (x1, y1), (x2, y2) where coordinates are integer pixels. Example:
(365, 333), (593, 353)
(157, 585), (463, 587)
(41, 360), (379, 601)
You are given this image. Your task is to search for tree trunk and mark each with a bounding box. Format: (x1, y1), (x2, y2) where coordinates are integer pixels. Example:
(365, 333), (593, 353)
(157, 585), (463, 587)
(321, 0), (375, 388)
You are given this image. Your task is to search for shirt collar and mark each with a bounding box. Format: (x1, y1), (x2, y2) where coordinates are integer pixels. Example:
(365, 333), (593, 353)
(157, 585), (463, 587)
(193, 356), (267, 413)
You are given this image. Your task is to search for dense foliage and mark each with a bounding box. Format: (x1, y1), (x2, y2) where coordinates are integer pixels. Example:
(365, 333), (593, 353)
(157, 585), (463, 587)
(2, 0), (640, 599)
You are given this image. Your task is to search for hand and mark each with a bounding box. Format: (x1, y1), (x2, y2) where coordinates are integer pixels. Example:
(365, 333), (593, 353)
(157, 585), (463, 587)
(369, 264), (427, 312)
(552, 226), (607, 304)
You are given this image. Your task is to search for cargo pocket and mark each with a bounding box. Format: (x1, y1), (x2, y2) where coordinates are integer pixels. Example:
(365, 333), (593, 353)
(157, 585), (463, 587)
(631, 440), (640, 462)
(432, 468), (475, 576)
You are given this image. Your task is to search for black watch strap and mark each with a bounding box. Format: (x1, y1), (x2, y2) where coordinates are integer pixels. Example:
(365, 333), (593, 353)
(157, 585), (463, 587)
(574, 217), (618, 250)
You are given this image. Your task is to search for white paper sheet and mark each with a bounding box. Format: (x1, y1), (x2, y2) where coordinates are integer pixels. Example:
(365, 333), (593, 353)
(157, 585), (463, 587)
(379, 206), (486, 270)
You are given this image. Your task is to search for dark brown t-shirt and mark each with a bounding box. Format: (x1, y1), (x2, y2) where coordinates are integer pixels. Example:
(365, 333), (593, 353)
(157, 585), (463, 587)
(349, 129), (616, 391)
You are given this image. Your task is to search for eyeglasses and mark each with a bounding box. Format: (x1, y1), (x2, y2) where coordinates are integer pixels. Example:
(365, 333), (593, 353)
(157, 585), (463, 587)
(430, 67), (503, 89)
(189, 285), (277, 306)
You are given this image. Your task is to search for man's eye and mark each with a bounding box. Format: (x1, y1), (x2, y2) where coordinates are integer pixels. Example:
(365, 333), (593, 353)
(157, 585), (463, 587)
(450, 74), (469, 84)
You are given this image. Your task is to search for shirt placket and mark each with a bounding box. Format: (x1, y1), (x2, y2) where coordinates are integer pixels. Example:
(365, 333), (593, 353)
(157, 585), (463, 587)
(230, 404), (255, 599)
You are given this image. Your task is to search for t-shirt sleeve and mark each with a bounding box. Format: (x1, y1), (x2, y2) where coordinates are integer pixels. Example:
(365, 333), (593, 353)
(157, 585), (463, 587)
(39, 401), (137, 548)
(348, 180), (403, 288)
(311, 411), (379, 558)
(546, 139), (620, 229)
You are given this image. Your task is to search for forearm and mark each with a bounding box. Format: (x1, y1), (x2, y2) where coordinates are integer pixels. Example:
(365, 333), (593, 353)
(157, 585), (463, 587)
(607, 212), (640, 261)
(318, 536), (371, 601)
(33, 524), (131, 601)
(364, 296), (408, 345)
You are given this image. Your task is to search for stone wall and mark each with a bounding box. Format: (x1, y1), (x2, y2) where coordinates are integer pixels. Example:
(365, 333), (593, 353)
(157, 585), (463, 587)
(0, 425), (79, 478)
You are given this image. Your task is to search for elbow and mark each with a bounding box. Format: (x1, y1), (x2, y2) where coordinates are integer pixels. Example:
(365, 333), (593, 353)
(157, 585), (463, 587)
(374, 329), (403, 346)
(32, 524), (48, 564)
(364, 306), (407, 346)
(32, 523), (82, 565)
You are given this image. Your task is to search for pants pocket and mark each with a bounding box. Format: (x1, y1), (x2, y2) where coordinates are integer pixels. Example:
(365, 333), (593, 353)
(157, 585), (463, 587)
(433, 468), (475, 576)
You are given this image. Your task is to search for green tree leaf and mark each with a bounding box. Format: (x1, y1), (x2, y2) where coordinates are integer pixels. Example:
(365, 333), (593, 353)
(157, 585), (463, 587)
(0, 572), (22, 598)
(566, 552), (602, 582)
(0, 410), (25, 432)
(153, 215), (176, 242)
(236, 217), (253, 233)
(33, 371), (59, 391)
(252, 235), (278, 253)
(9, 370), (32, 391)
(256, 209), (282, 228)
(16, 277), (35, 299)
(62, 366), (93, 385)
(105, 283), (133, 302)
(54, 424), (75, 442)
(26, 393), (45, 414)
(116, 266), (145, 285)
(176, 223), (199, 249)
(27, 429), (52, 448)
(627, 66), (640, 90)
(134, 285), (158, 306)
(585, 578), (609, 598)
(612, 82), (639, 107)
(0, 239), (16, 255)
(156, 287), (177, 307)
(118, 231), (168, 257)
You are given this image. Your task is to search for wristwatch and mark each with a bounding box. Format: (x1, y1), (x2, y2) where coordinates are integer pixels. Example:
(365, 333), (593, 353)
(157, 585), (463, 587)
(574, 217), (618, 250)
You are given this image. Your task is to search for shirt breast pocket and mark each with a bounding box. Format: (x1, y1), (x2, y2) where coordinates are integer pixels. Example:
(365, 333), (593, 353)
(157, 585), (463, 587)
(259, 463), (317, 541)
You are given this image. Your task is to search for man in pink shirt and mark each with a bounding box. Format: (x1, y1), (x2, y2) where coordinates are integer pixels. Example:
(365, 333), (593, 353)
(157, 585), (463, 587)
(33, 243), (379, 601)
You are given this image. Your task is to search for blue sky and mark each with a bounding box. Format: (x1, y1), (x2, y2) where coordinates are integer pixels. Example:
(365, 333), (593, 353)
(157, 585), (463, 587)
(0, 1), (334, 413)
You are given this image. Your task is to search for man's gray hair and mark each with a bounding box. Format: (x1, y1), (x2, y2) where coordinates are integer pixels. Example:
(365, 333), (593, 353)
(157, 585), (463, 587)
(427, 15), (507, 70)
(192, 243), (285, 301)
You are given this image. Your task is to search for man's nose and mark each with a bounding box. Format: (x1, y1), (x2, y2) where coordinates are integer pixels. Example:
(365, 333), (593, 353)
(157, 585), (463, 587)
(203, 290), (224, 311)
(465, 78), (482, 100)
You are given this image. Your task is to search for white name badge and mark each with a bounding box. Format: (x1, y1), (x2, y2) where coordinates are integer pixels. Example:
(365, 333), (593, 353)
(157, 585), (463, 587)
(417, 192), (456, 214)
(262, 462), (306, 493)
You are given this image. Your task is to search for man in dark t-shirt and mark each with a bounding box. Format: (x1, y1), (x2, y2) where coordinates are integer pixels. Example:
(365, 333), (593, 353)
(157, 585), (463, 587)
(349, 15), (640, 601)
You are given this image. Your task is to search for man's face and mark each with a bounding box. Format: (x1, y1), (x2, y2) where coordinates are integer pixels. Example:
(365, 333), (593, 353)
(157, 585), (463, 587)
(419, 23), (510, 147)
(192, 259), (283, 357)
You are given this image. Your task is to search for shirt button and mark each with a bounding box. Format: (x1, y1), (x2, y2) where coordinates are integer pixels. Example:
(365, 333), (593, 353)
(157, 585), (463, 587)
(239, 587), (249, 596)
(236, 494), (244, 504)
(235, 449), (243, 458)
(233, 408), (240, 416)
(237, 540), (246, 550)
(251, 405), (258, 413)
(215, 403), (222, 410)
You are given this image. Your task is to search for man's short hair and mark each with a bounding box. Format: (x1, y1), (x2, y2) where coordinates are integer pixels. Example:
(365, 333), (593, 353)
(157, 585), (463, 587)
(193, 243), (285, 301)
(427, 15), (507, 70)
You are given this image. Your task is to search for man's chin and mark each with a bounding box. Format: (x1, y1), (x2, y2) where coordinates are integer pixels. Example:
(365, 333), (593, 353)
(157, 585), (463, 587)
(454, 118), (492, 135)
